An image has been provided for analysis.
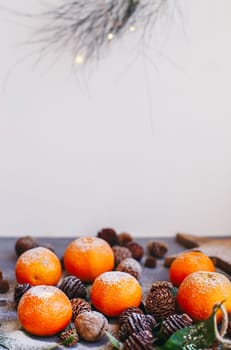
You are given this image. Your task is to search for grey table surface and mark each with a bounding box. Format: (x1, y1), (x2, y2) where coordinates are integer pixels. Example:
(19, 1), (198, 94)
(0, 236), (186, 349)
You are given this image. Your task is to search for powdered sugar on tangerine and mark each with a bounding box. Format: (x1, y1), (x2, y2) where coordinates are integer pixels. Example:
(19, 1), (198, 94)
(96, 271), (136, 285)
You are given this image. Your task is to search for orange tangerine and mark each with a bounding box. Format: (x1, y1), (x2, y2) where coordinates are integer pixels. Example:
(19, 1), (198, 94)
(177, 271), (231, 321)
(15, 246), (62, 286)
(63, 237), (114, 283)
(17, 285), (72, 336)
(91, 271), (142, 317)
(169, 250), (215, 287)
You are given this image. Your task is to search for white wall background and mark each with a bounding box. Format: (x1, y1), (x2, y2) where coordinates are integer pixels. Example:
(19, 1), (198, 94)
(0, 0), (231, 237)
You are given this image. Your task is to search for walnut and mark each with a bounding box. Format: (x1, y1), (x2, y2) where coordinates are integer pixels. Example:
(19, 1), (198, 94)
(74, 311), (108, 341)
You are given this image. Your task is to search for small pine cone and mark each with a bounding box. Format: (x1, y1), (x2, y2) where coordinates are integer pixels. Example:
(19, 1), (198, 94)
(147, 241), (168, 258)
(123, 330), (153, 350)
(119, 313), (156, 341)
(59, 276), (87, 299)
(14, 283), (31, 306)
(97, 228), (119, 246)
(118, 232), (133, 246)
(116, 258), (142, 280)
(71, 298), (91, 321)
(159, 313), (193, 343)
(144, 256), (157, 268)
(145, 281), (176, 321)
(59, 327), (79, 347)
(112, 246), (132, 266)
(126, 241), (144, 261)
(119, 307), (144, 326)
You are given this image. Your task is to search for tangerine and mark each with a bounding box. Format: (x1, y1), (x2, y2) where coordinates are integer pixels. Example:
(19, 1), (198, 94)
(15, 246), (62, 286)
(177, 271), (231, 321)
(169, 250), (215, 287)
(17, 285), (72, 336)
(63, 237), (114, 283)
(90, 271), (142, 317)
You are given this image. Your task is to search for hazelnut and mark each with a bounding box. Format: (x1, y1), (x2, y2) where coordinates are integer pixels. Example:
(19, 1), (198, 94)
(74, 311), (108, 342)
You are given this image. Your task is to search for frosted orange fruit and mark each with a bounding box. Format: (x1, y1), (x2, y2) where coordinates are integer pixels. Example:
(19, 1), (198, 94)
(17, 285), (72, 336)
(91, 271), (142, 317)
(177, 271), (231, 321)
(15, 247), (62, 286)
(169, 250), (215, 287)
(63, 237), (114, 283)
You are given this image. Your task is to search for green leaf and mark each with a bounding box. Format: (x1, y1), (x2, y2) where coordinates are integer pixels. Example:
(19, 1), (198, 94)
(159, 304), (219, 350)
(105, 331), (122, 349)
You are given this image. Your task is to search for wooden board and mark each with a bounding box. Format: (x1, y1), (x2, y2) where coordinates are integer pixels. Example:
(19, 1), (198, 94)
(164, 233), (231, 274)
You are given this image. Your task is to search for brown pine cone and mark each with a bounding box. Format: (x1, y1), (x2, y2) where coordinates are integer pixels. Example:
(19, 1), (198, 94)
(119, 306), (144, 326)
(59, 276), (87, 299)
(126, 241), (144, 261)
(116, 258), (142, 280)
(145, 281), (176, 321)
(112, 246), (132, 266)
(158, 313), (193, 343)
(14, 283), (31, 306)
(59, 327), (79, 347)
(147, 241), (168, 258)
(71, 298), (91, 321)
(97, 228), (119, 246)
(118, 232), (133, 246)
(123, 330), (153, 350)
(119, 313), (156, 341)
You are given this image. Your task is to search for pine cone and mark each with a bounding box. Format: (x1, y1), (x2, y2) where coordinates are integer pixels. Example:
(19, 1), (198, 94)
(71, 298), (91, 321)
(147, 241), (168, 258)
(158, 313), (193, 343)
(123, 330), (153, 350)
(126, 241), (144, 261)
(119, 313), (156, 341)
(59, 327), (79, 347)
(112, 246), (132, 266)
(14, 283), (31, 306)
(118, 232), (133, 246)
(119, 306), (144, 326)
(59, 276), (87, 299)
(116, 258), (142, 280)
(145, 281), (176, 320)
(97, 228), (119, 246)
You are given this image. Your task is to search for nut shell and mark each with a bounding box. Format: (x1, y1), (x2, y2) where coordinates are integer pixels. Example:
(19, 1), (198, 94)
(74, 311), (108, 341)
